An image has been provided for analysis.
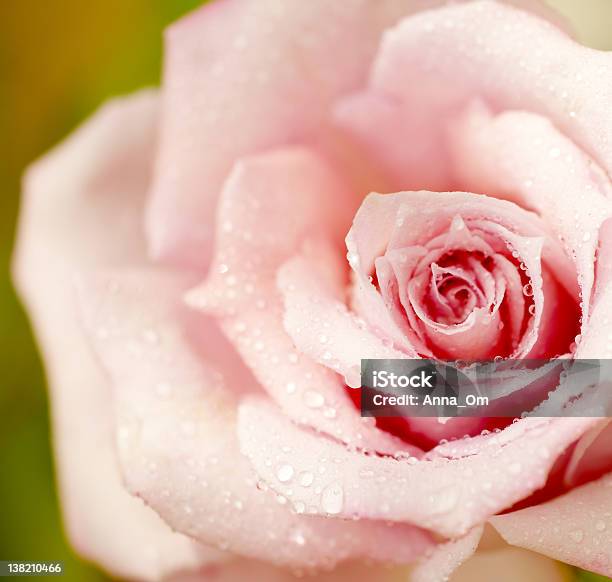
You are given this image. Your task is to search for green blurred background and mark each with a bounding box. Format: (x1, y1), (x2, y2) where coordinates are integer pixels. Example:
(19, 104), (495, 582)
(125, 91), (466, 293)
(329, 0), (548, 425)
(0, 1), (610, 581)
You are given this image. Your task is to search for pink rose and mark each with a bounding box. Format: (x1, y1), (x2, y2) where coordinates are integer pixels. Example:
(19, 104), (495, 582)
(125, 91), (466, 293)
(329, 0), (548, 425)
(13, 1), (612, 580)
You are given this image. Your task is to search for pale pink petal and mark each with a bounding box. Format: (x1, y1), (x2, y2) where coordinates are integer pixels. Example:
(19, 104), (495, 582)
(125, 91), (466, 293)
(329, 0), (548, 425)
(79, 270), (433, 568)
(388, 194), (574, 296)
(576, 280), (612, 359)
(187, 147), (352, 317)
(146, 0), (451, 268)
(175, 557), (411, 582)
(11, 92), (222, 581)
(467, 221), (547, 358)
(348, 191), (576, 358)
(370, 1), (612, 186)
(411, 527), (483, 582)
(334, 90), (452, 193)
(278, 248), (414, 393)
(565, 420), (612, 488)
(239, 398), (597, 538)
(186, 147), (410, 454)
(594, 218), (612, 302)
(449, 103), (612, 327)
(346, 194), (421, 353)
(492, 255), (525, 348)
(490, 472), (612, 577)
(375, 251), (433, 355)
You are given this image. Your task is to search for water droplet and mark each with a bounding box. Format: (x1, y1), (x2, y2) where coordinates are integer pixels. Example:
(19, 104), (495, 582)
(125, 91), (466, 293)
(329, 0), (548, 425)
(523, 283), (534, 297)
(582, 232), (592, 242)
(303, 390), (325, 408)
(323, 407), (337, 418)
(429, 487), (458, 514)
(321, 483), (344, 515)
(291, 529), (306, 545)
(277, 464), (294, 483)
(292, 501), (306, 514)
(298, 471), (314, 487)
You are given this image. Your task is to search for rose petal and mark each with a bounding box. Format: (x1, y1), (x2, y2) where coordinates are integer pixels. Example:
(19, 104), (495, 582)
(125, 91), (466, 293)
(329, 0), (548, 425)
(490, 472), (612, 577)
(449, 102), (612, 327)
(411, 526), (483, 582)
(78, 270), (433, 568)
(146, 0), (448, 268)
(576, 273), (612, 359)
(186, 147), (411, 454)
(334, 90), (453, 192)
(370, 1), (612, 185)
(278, 246), (415, 392)
(348, 191), (576, 358)
(375, 250), (432, 355)
(175, 557), (412, 582)
(565, 420), (612, 488)
(12, 92), (222, 581)
(239, 398), (597, 538)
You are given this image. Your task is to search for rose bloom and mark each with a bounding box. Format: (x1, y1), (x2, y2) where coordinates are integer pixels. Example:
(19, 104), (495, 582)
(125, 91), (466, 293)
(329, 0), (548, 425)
(12, 0), (612, 581)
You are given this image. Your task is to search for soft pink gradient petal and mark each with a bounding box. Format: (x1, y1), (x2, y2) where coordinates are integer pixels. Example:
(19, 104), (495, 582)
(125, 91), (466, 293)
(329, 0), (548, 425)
(278, 248), (414, 394)
(78, 270), (432, 569)
(175, 558), (412, 582)
(565, 421), (612, 488)
(450, 103), (612, 328)
(576, 274), (612, 360)
(411, 526), (483, 582)
(186, 147), (410, 454)
(147, 0), (453, 268)
(334, 90), (453, 193)
(239, 398), (597, 538)
(408, 280), (502, 359)
(490, 472), (612, 577)
(12, 92), (223, 581)
(374, 251), (431, 355)
(347, 191), (575, 359)
(369, 1), (612, 187)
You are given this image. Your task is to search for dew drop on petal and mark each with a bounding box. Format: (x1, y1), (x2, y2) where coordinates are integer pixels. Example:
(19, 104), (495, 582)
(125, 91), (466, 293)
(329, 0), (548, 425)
(303, 390), (325, 408)
(298, 471), (314, 487)
(277, 464), (295, 483)
(321, 483), (344, 515)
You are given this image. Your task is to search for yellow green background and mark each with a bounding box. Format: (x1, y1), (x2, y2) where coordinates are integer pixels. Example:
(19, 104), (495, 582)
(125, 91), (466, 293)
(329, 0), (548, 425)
(0, 1), (610, 580)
